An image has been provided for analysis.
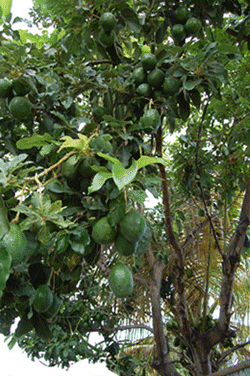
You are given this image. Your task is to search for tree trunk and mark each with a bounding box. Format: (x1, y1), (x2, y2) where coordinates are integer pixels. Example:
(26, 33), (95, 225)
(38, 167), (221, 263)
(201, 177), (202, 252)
(150, 273), (214, 376)
(188, 338), (213, 376)
(150, 278), (182, 376)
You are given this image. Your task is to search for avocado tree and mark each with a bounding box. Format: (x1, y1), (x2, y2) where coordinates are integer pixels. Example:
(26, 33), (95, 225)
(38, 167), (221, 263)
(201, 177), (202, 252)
(0, 1), (250, 375)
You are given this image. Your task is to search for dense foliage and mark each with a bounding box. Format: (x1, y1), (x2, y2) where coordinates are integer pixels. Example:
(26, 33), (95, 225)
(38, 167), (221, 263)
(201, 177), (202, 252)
(0, 1), (250, 375)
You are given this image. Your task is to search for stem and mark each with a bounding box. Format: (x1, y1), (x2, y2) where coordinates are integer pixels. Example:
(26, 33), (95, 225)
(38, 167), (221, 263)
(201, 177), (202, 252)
(24, 150), (76, 182)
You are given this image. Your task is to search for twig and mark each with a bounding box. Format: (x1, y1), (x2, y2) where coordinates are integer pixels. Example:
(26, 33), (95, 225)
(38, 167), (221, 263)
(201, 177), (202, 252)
(86, 59), (113, 66)
(24, 150), (76, 182)
(217, 340), (250, 365)
(192, 112), (250, 143)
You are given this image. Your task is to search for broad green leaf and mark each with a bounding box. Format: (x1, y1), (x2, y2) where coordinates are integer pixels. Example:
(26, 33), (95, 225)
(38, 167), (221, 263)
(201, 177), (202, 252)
(15, 314), (34, 338)
(56, 233), (70, 254)
(32, 313), (52, 342)
(112, 159), (138, 190)
(40, 144), (53, 156)
(16, 133), (53, 150)
(49, 217), (72, 229)
(37, 225), (51, 244)
(137, 156), (165, 170)
(58, 134), (88, 152)
(47, 200), (64, 216)
(70, 229), (90, 255)
(184, 79), (202, 91)
(88, 169), (112, 194)
(46, 180), (66, 193)
(97, 152), (121, 165)
(120, 7), (141, 34)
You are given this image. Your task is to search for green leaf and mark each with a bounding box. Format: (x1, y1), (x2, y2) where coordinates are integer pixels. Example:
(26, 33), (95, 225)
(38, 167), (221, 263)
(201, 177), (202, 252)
(88, 169), (112, 194)
(97, 152), (120, 165)
(16, 132), (52, 150)
(7, 336), (17, 350)
(56, 233), (70, 254)
(120, 7), (141, 34)
(32, 313), (52, 342)
(189, 89), (201, 109)
(112, 160), (138, 190)
(137, 156), (165, 169)
(47, 200), (64, 216)
(58, 134), (88, 153)
(15, 313), (34, 338)
(37, 225), (51, 244)
(184, 79), (202, 91)
(156, 20), (169, 44)
(70, 228), (90, 255)
(40, 144), (53, 156)
(206, 62), (228, 85)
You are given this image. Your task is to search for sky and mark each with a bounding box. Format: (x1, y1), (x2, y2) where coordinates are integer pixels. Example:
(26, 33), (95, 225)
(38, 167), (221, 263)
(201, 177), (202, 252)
(1, 1), (116, 374)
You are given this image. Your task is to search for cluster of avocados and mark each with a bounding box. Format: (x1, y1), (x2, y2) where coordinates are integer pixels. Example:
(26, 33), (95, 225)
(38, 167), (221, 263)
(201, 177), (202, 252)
(91, 209), (152, 298)
(171, 5), (202, 44)
(133, 51), (183, 99)
(98, 12), (117, 48)
(91, 209), (151, 256)
(132, 50), (185, 132)
(0, 76), (32, 119)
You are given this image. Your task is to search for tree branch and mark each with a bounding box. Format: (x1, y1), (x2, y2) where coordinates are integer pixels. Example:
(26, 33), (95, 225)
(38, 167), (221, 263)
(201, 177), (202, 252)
(217, 340), (250, 366)
(149, 258), (182, 376)
(192, 111), (250, 143)
(195, 100), (224, 258)
(218, 176), (250, 331)
(100, 324), (154, 335)
(155, 126), (190, 337)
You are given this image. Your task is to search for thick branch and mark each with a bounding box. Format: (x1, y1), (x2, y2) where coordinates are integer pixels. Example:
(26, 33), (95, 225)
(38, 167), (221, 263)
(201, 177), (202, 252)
(101, 324), (154, 335)
(181, 217), (210, 251)
(149, 258), (182, 376)
(155, 126), (190, 337)
(155, 126), (184, 266)
(217, 340), (250, 366)
(218, 176), (250, 330)
(195, 101), (223, 257)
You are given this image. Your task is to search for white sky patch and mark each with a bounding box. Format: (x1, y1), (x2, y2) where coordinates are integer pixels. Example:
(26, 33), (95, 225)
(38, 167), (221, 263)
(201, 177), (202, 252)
(11, 0), (33, 20)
